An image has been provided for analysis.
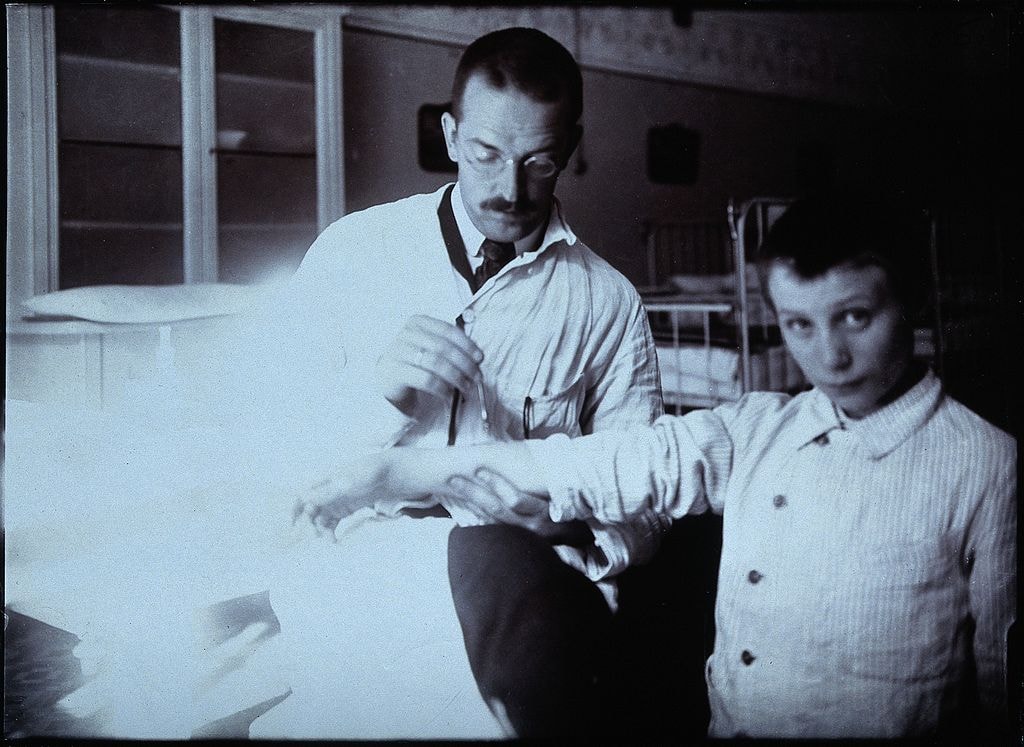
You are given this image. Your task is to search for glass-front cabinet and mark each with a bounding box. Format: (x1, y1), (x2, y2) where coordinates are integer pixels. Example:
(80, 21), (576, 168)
(8, 4), (343, 311)
(54, 5), (186, 288)
(214, 19), (319, 284)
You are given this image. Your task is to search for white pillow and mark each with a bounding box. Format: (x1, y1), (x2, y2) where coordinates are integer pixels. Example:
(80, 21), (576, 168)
(668, 267), (761, 295)
(21, 283), (263, 324)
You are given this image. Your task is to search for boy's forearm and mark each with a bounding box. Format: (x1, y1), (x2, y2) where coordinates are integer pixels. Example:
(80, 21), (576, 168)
(385, 442), (549, 499)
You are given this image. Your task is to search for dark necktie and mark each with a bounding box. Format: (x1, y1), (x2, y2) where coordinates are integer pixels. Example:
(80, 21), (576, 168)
(473, 239), (516, 292)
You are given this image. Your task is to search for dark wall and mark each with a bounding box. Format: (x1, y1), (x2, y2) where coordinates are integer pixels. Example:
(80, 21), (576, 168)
(341, 22), (1018, 433)
(343, 30), (460, 214)
(342, 27), (962, 285)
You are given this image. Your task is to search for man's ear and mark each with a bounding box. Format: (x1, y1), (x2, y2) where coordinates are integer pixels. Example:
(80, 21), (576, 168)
(441, 111), (459, 165)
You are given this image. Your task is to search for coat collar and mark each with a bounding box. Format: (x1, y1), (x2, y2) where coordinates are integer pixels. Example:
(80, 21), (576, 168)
(793, 369), (942, 459)
(449, 182), (576, 261)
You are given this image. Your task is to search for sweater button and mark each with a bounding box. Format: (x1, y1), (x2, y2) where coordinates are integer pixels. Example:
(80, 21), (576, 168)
(741, 650), (756, 666)
(747, 570), (763, 584)
(772, 494), (787, 508)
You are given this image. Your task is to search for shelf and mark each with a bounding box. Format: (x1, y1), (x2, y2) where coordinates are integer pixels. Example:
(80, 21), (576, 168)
(214, 18), (314, 87)
(23, 6), (334, 296)
(215, 75), (315, 153)
(220, 223), (317, 232)
(61, 138), (182, 152)
(62, 220), (183, 232)
(58, 52), (181, 78)
(213, 148), (315, 159)
(58, 143), (183, 230)
(216, 70), (313, 91)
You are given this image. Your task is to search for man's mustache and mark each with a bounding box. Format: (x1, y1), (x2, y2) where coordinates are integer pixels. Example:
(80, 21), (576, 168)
(480, 197), (537, 214)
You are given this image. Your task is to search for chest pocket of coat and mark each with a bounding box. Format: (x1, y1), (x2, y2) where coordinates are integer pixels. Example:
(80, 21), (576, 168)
(488, 372), (587, 441)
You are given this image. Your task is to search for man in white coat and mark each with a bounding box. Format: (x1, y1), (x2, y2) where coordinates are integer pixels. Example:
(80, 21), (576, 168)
(233, 27), (666, 738)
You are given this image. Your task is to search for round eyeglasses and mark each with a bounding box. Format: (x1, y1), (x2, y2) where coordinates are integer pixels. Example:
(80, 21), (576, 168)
(459, 141), (561, 180)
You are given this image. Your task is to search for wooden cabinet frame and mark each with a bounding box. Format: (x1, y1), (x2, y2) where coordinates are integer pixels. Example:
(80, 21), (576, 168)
(6, 4), (345, 318)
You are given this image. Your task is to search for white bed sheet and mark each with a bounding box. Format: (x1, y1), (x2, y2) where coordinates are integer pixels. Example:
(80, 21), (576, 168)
(655, 343), (805, 402)
(4, 399), (501, 739)
(251, 513), (504, 739)
(4, 400), (292, 735)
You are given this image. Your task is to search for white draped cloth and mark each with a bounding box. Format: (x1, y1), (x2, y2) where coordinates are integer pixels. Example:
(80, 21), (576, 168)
(5, 398), (501, 738)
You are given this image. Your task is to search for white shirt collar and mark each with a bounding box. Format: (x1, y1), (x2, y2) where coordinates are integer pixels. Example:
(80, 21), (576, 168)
(451, 182), (576, 262)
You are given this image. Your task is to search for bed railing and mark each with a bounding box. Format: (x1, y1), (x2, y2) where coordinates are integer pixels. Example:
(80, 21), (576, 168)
(640, 198), (803, 411)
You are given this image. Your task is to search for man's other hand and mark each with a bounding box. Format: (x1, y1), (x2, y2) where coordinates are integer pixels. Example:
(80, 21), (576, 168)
(443, 468), (593, 547)
(377, 314), (484, 420)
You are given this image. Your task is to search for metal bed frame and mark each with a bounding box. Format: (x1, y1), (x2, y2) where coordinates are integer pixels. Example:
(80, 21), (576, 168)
(641, 197), (797, 410)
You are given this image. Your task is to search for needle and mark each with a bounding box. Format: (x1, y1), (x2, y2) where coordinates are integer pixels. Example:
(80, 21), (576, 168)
(478, 378), (488, 430)
(455, 313), (488, 432)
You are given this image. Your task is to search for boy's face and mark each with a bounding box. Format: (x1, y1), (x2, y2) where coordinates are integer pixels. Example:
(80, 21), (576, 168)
(768, 261), (914, 419)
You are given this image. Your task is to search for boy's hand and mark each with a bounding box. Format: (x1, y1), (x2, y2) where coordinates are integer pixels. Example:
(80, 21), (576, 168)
(290, 452), (397, 539)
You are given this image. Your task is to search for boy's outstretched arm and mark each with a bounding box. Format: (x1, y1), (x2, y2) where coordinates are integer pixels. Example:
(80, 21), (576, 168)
(293, 441), (547, 536)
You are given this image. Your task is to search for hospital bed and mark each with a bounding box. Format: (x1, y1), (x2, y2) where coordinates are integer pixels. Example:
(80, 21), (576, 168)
(639, 196), (968, 414)
(639, 198), (806, 412)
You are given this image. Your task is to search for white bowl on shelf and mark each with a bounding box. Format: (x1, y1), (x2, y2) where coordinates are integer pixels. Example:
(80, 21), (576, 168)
(217, 129), (248, 150)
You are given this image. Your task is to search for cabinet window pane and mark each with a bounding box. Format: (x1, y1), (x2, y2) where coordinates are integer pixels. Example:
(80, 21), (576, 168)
(59, 143), (184, 288)
(214, 20), (317, 284)
(215, 21), (315, 83)
(54, 5), (180, 68)
(217, 153), (317, 285)
(54, 6), (183, 289)
(60, 226), (184, 288)
(57, 57), (182, 147)
(60, 143), (183, 224)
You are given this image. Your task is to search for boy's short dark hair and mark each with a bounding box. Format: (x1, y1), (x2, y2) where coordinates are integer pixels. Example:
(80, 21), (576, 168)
(757, 191), (929, 315)
(451, 27), (583, 129)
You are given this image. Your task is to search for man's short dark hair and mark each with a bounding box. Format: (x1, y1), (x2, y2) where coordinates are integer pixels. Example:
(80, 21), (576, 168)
(451, 27), (583, 128)
(757, 191), (929, 315)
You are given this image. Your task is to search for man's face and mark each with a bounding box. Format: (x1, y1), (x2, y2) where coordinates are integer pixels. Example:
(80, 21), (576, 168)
(442, 74), (578, 243)
(768, 261), (914, 419)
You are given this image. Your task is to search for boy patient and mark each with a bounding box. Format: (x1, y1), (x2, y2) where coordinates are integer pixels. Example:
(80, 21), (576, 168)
(297, 193), (1016, 739)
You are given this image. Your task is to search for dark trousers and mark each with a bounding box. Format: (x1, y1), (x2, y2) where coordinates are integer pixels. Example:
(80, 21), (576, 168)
(447, 524), (616, 738)
(448, 517), (722, 739)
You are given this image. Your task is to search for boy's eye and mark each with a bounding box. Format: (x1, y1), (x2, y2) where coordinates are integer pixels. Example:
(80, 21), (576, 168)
(783, 318), (811, 335)
(842, 309), (871, 329)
